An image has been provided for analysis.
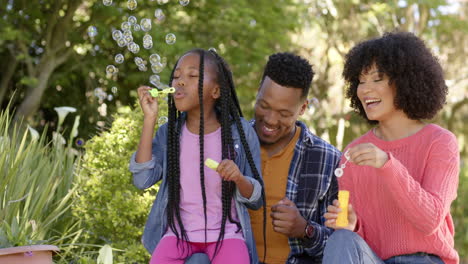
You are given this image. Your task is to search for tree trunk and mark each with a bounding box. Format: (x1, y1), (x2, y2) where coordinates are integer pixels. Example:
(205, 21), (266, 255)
(0, 55), (18, 104)
(13, 49), (72, 123)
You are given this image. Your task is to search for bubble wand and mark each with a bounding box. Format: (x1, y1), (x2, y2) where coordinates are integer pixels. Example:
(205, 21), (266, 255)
(334, 150), (351, 227)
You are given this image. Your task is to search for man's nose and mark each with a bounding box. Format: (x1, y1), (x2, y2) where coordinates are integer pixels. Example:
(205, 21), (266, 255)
(263, 110), (279, 126)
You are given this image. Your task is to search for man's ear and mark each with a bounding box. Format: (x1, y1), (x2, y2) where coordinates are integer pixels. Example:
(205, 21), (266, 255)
(298, 99), (309, 115)
(211, 85), (221, 99)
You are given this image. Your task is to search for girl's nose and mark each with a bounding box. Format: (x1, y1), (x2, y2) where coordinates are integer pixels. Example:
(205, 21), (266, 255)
(177, 79), (185, 87)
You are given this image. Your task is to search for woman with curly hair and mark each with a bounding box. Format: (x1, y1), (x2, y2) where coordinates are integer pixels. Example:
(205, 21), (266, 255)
(323, 31), (460, 264)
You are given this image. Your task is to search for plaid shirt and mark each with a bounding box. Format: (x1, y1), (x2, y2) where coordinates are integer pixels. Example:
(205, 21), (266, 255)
(253, 120), (341, 264)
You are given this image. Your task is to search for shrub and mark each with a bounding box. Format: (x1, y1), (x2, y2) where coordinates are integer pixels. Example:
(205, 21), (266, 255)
(74, 101), (168, 263)
(0, 106), (82, 263)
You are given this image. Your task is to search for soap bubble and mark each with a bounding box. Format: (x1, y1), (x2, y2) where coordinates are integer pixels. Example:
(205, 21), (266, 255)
(124, 35), (133, 44)
(165, 33), (176, 45)
(158, 116), (168, 125)
(111, 86), (118, 94)
(133, 24), (141, 31)
(154, 9), (165, 21)
(143, 34), (152, 43)
(134, 57), (144, 66)
(117, 37), (127, 47)
(143, 34), (153, 49)
(150, 74), (161, 86)
(106, 65), (118, 75)
(128, 42), (140, 54)
(128, 16), (137, 25)
(151, 62), (164, 73)
(127, 0), (137, 10)
(143, 40), (153, 49)
(87, 26), (98, 38)
(179, 0), (190, 6)
(138, 64), (148, 72)
(103, 0), (112, 6)
(112, 30), (123, 41)
(121, 21), (131, 31)
(115, 54), (124, 64)
(140, 18), (152, 32)
(123, 30), (132, 38)
(107, 94), (114, 101)
(149, 53), (161, 64)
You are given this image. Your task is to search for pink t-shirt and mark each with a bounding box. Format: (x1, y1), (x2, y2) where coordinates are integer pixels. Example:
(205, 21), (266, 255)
(165, 124), (243, 242)
(339, 124), (459, 264)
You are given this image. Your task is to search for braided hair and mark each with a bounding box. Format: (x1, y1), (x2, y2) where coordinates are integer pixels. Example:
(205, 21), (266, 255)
(165, 49), (266, 261)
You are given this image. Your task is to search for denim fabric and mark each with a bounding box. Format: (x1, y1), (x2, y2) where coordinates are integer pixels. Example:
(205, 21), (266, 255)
(323, 229), (444, 264)
(129, 115), (263, 264)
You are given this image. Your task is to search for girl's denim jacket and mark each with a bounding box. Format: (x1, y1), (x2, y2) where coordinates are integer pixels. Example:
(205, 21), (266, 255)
(129, 115), (263, 263)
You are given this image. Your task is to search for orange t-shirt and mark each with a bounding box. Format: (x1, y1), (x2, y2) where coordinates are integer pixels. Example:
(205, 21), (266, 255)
(249, 127), (301, 264)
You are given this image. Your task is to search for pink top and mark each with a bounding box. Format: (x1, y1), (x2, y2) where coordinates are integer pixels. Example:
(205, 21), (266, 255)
(339, 124), (459, 264)
(165, 124), (243, 242)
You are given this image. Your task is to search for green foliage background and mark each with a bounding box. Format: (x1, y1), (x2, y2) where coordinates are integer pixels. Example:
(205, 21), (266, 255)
(0, 0), (466, 262)
(72, 103), (165, 263)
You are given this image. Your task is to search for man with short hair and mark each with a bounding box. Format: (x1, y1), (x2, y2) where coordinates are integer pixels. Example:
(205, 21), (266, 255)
(249, 52), (341, 264)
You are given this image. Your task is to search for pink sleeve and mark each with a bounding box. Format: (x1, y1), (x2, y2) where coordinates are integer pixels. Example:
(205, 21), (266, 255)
(379, 133), (459, 235)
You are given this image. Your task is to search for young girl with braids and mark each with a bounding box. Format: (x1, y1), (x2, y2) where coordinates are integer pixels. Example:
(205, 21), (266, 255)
(130, 48), (265, 264)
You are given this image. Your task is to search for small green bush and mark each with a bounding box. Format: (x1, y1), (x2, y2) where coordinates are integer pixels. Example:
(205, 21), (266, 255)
(0, 106), (82, 263)
(74, 102), (168, 263)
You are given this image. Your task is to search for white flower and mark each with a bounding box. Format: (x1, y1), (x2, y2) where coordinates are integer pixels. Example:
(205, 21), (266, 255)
(71, 115), (80, 139)
(27, 125), (40, 141)
(54, 106), (77, 128)
(52, 131), (66, 145)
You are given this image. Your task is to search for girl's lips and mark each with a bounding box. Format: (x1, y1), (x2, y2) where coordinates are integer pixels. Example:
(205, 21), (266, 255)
(173, 92), (185, 99)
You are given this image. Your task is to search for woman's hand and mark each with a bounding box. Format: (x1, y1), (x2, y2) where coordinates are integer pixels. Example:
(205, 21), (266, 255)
(324, 199), (358, 231)
(137, 86), (159, 119)
(348, 143), (388, 168)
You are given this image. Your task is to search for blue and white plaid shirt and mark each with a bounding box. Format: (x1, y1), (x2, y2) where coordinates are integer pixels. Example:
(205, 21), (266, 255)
(253, 120), (341, 264)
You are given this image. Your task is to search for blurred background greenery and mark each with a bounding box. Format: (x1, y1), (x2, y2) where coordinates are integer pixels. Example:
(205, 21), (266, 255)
(0, 0), (466, 263)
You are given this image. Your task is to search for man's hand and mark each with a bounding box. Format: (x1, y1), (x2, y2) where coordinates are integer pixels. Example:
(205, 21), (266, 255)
(270, 197), (307, 238)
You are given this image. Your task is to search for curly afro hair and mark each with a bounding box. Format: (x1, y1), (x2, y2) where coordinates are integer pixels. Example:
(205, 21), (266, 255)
(261, 52), (314, 98)
(343, 31), (447, 124)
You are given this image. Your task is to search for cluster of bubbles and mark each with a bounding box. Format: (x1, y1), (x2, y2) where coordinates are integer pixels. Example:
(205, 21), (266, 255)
(98, 0), (191, 125)
(94, 86), (118, 100)
(105, 4), (180, 78)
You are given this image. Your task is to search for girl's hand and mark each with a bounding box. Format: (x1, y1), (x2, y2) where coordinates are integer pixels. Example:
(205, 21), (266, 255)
(217, 159), (244, 184)
(348, 143), (388, 168)
(137, 86), (159, 119)
(324, 200), (357, 231)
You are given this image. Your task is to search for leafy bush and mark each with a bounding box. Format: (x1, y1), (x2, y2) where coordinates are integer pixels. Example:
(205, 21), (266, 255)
(0, 106), (82, 262)
(73, 101), (168, 263)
